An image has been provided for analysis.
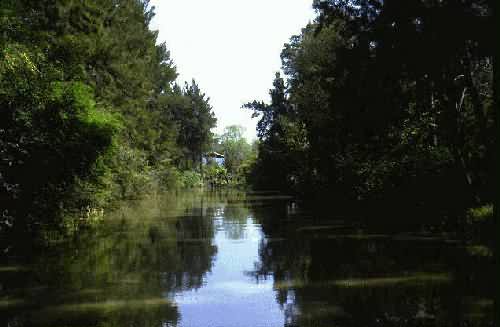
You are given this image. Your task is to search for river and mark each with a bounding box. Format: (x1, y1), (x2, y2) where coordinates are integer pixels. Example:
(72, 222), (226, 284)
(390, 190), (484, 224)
(0, 190), (493, 326)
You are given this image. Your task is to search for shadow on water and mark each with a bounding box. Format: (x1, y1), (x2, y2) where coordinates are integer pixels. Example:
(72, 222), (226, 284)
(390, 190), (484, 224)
(249, 198), (494, 327)
(0, 189), (494, 327)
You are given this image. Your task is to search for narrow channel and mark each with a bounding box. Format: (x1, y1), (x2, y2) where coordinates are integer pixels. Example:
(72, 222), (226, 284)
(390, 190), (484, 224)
(0, 190), (492, 326)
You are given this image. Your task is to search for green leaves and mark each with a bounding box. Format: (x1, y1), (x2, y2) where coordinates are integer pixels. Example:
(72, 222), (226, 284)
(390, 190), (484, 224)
(2, 46), (39, 74)
(246, 0), (494, 208)
(0, 1), (218, 232)
(217, 125), (253, 179)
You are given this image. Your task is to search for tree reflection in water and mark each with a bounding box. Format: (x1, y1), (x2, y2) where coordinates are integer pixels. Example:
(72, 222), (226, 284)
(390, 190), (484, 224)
(0, 191), (494, 327)
(248, 199), (494, 327)
(0, 191), (219, 327)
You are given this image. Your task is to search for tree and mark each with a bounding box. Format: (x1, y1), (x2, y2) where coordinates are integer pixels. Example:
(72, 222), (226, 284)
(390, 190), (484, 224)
(244, 0), (495, 224)
(245, 73), (309, 191)
(218, 125), (252, 176)
(170, 80), (217, 169)
(0, 43), (119, 229)
(0, 0), (217, 232)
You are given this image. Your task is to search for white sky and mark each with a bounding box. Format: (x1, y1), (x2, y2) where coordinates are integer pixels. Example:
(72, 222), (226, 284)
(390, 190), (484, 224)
(149, 0), (316, 140)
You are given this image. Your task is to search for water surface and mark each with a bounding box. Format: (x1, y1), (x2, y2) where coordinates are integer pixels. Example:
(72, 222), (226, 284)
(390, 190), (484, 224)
(0, 190), (493, 326)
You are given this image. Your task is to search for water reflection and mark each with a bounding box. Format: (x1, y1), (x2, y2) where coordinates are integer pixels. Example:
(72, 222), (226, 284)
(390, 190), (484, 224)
(0, 191), (218, 327)
(174, 191), (284, 327)
(250, 200), (494, 327)
(0, 190), (493, 327)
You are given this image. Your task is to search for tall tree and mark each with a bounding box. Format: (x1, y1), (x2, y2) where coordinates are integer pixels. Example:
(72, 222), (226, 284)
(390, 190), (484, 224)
(245, 73), (308, 191)
(171, 80), (217, 169)
(0, 0), (217, 232)
(248, 0), (494, 213)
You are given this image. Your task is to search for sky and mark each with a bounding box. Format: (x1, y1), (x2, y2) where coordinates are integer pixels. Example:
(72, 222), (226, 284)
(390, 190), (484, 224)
(149, 0), (316, 140)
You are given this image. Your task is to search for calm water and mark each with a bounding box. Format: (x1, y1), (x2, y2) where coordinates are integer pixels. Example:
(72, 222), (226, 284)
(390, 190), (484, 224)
(0, 190), (493, 326)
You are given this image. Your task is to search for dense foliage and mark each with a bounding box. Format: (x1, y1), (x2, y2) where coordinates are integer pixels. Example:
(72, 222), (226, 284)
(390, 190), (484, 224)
(0, 0), (216, 232)
(216, 125), (256, 184)
(202, 125), (256, 187)
(247, 0), (496, 215)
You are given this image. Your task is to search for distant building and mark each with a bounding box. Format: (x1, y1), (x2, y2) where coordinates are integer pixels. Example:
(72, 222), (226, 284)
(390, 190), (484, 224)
(203, 151), (225, 166)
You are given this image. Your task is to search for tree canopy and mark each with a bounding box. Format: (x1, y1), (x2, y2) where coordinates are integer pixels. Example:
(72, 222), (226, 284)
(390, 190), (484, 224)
(246, 0), (495, 214)
(0, 0), (216, 232)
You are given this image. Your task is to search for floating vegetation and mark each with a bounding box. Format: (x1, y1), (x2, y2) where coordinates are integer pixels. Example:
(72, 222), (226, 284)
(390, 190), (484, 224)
(462, 297), (494, 320)
(467, 205), (493, 223)
(392, 234), (448, 242)
(0, 265), (28, 273)
(36, 298), (172, 316)
(274, 272), (452, 290)
(264, 237), (287, 243)
(332, 273), (452, 288)
(296, 225), (347, 233)
(294, 303), (347, 319)
(0, 298), (26, 309)
(466, 245), (493, 258)
(325, 234), (389, 240)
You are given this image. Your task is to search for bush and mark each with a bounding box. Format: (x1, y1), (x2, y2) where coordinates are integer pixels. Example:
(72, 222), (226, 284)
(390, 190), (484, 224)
(180, 171), (203, 188)
(203, 164), (229, 187)
(467, 205), (493, 223)
(156, 166), (203, 190)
